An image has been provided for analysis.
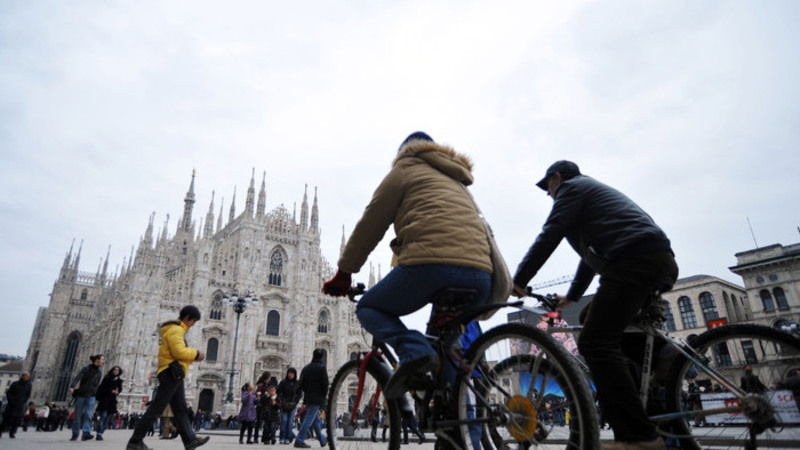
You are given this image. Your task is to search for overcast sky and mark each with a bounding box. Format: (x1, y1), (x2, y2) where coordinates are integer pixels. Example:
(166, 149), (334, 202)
(1, 1), (799, 357)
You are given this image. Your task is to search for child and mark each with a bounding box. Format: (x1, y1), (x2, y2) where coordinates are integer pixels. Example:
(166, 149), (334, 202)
(262, 383), (280, 444)
(239, 383), (257, 444)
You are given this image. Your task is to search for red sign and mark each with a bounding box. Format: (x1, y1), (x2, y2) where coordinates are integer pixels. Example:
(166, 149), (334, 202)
(707, 318), (728, 330)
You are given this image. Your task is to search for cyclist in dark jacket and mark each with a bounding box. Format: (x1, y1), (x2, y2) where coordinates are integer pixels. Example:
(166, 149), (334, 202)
(513, 161), (678, 450)
(69, 354), (105, 441)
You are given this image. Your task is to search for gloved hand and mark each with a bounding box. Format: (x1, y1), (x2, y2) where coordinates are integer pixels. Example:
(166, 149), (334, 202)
(323, 269), (352, 296)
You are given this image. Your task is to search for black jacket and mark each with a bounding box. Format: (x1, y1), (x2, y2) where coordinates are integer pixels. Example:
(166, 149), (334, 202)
(4, 378), (32, 416)
(70, 364), (102, 397)
(95, 372), (124, 412)
(299, 358), (329, 407)
(514, 175), (672, 300)
(276, 377), (302, 410)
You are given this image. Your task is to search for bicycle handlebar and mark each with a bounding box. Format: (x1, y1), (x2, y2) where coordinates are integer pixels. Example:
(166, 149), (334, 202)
(522, 287), (560, 312)
(346, 283), (366, 302)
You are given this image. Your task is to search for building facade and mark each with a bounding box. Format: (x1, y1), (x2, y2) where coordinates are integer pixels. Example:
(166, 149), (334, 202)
(24, 171), (371, 414)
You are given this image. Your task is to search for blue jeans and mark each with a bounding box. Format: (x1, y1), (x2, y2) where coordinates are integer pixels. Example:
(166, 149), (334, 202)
(279, 408), (296, 442)
(356, 264), (491, 364)
(72, 396), (96, 436)
(295, 405), (325, 445)
(97, 410), (113, 435)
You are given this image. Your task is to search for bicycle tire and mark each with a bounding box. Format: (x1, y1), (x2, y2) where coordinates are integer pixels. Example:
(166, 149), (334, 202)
(455, 323), (600, 450)
(663, 323), (800, 450)
(326, 358), (401, 450)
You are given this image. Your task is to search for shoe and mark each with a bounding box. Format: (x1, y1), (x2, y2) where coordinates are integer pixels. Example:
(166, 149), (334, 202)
(384, 354), (439, 399)
(272, 439), (277, 445)
(186, 435), (211, 450)
(601, 438), (666, 450)
(96, 434), (103, 441)
(294, 441), (311, 448)
(70, 434), (78, 441)
(126, 442), (154, 450)
(82, 433), (95, 441)
(320, 439), (327, 447)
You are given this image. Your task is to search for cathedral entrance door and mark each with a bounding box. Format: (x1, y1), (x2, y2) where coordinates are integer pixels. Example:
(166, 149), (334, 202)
(198, 389), (214, 413)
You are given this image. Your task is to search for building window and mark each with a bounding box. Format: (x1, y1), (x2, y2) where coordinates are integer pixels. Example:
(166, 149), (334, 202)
(266, 310), (280, 336)
(678, 296), (697, 329)
(741, 340), (758, 365)
(318, 310), (329, 334)
(664, 302), (677, 332)
(55, 331), (81, 401)
(206, 338), (219, 362)
(269, 250), (284, 286)
(712, 342), (732, 367)
(210, 293), (224, 320)
(80, 289), (88, 300)
(760, 290), (775, 312)
(699, 292), (719, 323)
(773, 287), (789, 310)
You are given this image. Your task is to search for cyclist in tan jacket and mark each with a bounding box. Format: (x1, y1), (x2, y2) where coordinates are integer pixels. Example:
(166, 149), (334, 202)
(323, 131), (492, 398)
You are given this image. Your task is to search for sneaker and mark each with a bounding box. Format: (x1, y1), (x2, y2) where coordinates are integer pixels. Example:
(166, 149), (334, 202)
(70, 434), (79, 441)
(384, 354), (439, 399)
(82, 433), (95, 441)
(96, 434), (104, 441)
(186, 435), (211, 450)
(126, 442), (154, 450)
(294, 441), (311, 448)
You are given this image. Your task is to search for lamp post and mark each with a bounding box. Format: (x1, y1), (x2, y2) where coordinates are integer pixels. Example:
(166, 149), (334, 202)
(223, 289), (258, 403)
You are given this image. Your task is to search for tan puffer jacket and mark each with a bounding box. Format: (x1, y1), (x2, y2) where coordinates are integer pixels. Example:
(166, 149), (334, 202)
(338, 139), (492, 274)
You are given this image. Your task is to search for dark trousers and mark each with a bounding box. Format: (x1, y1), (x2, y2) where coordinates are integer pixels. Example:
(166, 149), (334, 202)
(262, 417), (278, 443)
(0, 412), (21, 437)
(577, 250), (678, 443)
(129, 371), (196, 446)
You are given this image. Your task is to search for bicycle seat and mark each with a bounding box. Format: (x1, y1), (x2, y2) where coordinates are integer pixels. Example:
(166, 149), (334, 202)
(426, 287), (479, 333)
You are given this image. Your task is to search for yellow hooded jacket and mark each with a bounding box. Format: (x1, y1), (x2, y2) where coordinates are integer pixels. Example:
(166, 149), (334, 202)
(157, 320), (199, 376)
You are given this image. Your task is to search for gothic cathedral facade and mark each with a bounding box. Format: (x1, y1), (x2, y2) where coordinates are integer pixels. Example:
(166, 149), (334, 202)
(24, 171), (372, 414)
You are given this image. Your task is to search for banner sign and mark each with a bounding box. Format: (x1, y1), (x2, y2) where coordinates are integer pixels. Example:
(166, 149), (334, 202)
(701, 390), (800, 425)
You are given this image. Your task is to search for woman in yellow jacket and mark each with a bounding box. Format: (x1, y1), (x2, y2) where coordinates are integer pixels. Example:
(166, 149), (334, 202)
(323, 132), (492, 399)
(126, 305), (210, 450)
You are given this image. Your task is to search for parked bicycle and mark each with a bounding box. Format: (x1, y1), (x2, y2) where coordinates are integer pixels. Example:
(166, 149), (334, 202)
(521, 289), (800, 450)
(325, 283), (599, 450)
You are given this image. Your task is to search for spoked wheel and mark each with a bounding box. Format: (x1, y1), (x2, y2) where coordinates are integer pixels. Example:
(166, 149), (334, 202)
(664, 324), (800, 450)
(455, 323), (599, 450)
(326, 358), (401, 450)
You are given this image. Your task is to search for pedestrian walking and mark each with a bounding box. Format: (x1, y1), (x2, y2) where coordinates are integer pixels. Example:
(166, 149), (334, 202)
(0, 372), (31, 439)
(293, 349), (328, 448)
(239, 383), (257, 444)
(277, 367), (301, 444)
(125, 305), (210, 450)
(95, 365), (124, 440)
(69, 354), (105, 441)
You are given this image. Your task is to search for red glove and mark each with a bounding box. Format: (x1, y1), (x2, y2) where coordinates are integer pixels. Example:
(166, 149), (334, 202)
(323, 269), (352, 296)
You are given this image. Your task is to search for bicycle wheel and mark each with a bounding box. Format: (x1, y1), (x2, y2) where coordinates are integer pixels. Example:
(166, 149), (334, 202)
(326, 357), (401, 450)
(664, 324), (800, 450)
(455, 323), (599, 450)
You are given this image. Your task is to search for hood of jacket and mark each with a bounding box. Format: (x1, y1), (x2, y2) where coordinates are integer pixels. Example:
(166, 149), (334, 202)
(395, 140), (474, 186)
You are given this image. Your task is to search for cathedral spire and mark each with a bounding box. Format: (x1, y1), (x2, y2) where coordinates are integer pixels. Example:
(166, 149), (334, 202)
(101, 245), (110, 279)
(340, 225), (346, 258)
(161, 214), (170, 242)
(300, 184), (309, 231)
(143, 212), (155, 247)
(310, 186), (319, 233)
(120, 256), (127, 277)
(181, 170), (196, 232)
(217, 196), (224, 231)
(72, 239), (84, 271)
(256, 171), (266, 219)
(245, 168), (256, 218)
(128, 245), (134, 272)
(368, 262), (376, 288)
(62, 238), (76, 271)
(229, 186), (237, 222)
(204, 191), (215, 238)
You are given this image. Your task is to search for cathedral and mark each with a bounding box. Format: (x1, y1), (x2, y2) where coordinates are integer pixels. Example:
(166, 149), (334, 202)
(24, 170), (374, 414)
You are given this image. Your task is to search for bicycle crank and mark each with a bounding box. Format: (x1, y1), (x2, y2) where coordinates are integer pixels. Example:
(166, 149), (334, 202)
(504, 395), (538, 442)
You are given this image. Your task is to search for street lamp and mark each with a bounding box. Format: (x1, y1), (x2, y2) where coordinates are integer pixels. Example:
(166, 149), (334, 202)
(222, 289), (258, 403)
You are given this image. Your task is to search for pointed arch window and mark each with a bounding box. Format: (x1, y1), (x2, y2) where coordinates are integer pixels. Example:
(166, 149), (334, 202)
(318, 310), (329, 333)
(206, 338), (219, 362)
(678, 296), (697, 329)
(210, 293), (224, 320)
(55, 331), (81, 401)
(269, 250), (284, 286)
(80, 289), (88, 300)
(773, 287), (789, 310)
(760, 289), (775, 312)
(699, 292), (719, 322)
(266, 310), (280, 336)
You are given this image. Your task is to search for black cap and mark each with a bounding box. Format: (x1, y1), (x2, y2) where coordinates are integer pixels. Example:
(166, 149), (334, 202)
(535, 160), (581, 191)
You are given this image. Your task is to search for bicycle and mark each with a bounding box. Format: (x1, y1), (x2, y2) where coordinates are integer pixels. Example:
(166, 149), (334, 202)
(325, 283), (600, 450)
(521, 289), (800, 450)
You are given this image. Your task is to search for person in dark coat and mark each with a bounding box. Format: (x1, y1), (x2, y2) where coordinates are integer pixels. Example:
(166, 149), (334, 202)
(277, 367), (302, 444)
(740, 366), (767, 393)
(0, 372), (32, 438)
(253, 371), (271, 443)
(69, 354), (105, 441)
(262, 382), (280, 444)
(95, 365), (124, 440)
(293, 349), (328, 448)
